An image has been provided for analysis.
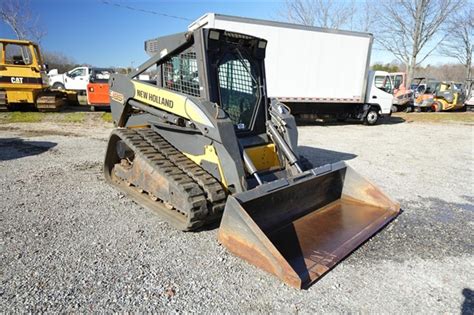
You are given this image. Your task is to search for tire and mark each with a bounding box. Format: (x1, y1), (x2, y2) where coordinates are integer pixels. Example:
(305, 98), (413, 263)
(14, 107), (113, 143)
(364, 109), (379, 125)
(432, 101), (442, 112)
(414, 107), (421, 113)
(406, 106), (413, 113)
(391, 105), (398, 113)
(52, 82), (65, 90)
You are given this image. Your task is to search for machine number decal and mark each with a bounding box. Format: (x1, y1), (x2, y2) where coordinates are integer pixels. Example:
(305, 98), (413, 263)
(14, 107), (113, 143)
(110, 91), (124, 104)
(136, 89), (174, 108)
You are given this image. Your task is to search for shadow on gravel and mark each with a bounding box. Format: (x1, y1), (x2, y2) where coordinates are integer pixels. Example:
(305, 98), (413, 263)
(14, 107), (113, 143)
(296, 115), (406, 126)
(462, 288), (474, 315)
(0, 138), (57, 161)
(299, 146), (357, 167)
(352, 196), (474, 263)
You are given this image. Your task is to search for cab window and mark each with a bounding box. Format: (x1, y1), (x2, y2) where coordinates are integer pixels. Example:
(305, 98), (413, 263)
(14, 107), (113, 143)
(5, 43), (32, 65)
(391, 75), (403, 89)
(91, 69), (112, 83)
(33, 46), (41, 65)
(162, 49), (200, 97)
(217, 52), (260, 130)
(68, 68), (86, 78)
(375, 75), (392, 93)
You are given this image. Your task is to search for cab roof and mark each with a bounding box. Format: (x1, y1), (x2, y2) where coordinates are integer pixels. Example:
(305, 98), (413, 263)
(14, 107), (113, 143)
(0, 38), (37, 45)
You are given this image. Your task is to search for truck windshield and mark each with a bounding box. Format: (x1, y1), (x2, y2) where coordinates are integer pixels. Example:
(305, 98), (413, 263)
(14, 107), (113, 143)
(217, 49), (261, 131)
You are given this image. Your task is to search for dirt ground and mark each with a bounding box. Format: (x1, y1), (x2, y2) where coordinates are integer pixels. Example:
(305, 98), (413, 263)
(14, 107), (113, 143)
(1, 113), (473, 313)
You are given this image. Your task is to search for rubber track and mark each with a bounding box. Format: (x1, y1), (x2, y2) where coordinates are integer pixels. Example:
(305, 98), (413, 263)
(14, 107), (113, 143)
(112, 128), (209, 230)
(137, 128), (227, 216)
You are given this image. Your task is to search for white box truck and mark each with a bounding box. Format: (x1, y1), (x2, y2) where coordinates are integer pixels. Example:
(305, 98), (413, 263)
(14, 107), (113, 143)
(188, 13), (394, 125)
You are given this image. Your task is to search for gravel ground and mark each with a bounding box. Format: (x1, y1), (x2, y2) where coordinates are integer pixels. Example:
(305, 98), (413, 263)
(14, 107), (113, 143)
(1, 117), (473, 313)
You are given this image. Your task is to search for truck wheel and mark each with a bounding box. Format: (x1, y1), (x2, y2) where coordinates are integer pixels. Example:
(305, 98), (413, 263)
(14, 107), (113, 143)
(364, 109), (379, 125)
(391, 105), (398, 113)
(414, 107), (421, 112)
(406, 106), (413, 113)
(432, 101), (442, 112)
(52, 82), (65, 90)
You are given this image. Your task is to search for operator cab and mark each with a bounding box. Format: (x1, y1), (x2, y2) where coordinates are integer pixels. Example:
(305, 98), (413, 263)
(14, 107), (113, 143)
(152, 29), (269, 138)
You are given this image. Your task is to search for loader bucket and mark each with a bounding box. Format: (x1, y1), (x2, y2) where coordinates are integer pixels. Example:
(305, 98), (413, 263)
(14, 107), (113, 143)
(218, 162), (400, 289)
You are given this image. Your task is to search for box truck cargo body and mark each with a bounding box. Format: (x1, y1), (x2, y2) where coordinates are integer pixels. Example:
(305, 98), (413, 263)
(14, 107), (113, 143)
(187, 13), (394, 125)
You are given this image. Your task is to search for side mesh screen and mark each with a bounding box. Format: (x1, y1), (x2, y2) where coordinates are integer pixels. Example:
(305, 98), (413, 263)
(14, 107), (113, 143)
(162, 49), (200, 97)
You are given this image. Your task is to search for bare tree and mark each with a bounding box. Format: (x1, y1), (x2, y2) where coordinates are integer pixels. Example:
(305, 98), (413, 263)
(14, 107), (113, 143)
(438, 5), (473, 83)
(374, 0), (463, 86)
(42, 52), (77, 73)
(283, 0), (356, 29)
(358, 0), (376, 32)
(0, 0), (46, 44)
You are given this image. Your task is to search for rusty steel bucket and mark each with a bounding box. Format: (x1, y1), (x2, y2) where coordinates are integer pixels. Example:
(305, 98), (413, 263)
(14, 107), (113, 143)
(218, 162), (400, 289)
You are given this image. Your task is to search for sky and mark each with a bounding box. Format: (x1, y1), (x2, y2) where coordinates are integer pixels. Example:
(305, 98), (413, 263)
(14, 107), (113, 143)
(0, 0), (458, 68)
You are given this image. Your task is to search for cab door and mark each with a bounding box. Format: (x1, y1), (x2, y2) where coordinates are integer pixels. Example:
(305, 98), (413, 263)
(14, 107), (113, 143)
(367, 71), (394, 114)
(64, 67), (88, 90)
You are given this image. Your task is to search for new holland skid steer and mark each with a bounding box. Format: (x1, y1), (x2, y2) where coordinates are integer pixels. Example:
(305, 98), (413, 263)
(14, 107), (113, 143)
(0, 38), (66, 111)
(104, 28), (400, 289)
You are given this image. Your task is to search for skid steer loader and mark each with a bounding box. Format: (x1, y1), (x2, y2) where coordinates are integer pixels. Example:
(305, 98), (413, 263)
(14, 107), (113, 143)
(104, 28), (400, 289)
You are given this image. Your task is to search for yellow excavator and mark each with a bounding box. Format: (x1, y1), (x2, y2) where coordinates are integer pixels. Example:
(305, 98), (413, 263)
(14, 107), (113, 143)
(0, 38), (65, 111)
(104, 28), (400, 289)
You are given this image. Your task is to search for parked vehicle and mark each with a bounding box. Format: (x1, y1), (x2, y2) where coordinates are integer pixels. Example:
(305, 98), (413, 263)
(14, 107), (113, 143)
(185, 13), (394, 125)
(0, 38), (66, 111)
(48, 66), (91, 91)
(389, 72), (414, 112)
(464, 80), (474, 111)
(414, 80), (465, 112)
(105, 27), (399, 289)
(87, 68), (112, 111)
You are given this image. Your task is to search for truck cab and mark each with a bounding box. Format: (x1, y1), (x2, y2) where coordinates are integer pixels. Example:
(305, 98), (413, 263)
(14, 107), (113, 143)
(365, 70), (395, 123)
(389, 72), (414, 112)
(49, 66), (90, 91)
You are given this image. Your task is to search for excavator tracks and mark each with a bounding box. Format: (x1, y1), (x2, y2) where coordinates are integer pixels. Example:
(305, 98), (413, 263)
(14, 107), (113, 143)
(0, 90), (8, 111)
(104, 127), (227, 231)
(36, 91), (65, 112)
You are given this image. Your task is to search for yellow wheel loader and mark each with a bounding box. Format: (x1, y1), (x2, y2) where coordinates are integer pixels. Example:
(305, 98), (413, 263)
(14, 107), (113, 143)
(104, 29), (400, 289)
(0, 38), (65, 111)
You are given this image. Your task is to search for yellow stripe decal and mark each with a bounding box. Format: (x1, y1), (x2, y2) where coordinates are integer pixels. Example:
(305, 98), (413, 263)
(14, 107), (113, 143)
(132, 81), (213, 127)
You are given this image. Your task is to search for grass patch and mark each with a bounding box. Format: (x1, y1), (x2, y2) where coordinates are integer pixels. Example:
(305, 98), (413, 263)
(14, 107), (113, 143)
(101, 112), (113, 123)
(62, 112), (86, 123)
(0, 112), (45, 123)
(394, 112), (474, 124)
